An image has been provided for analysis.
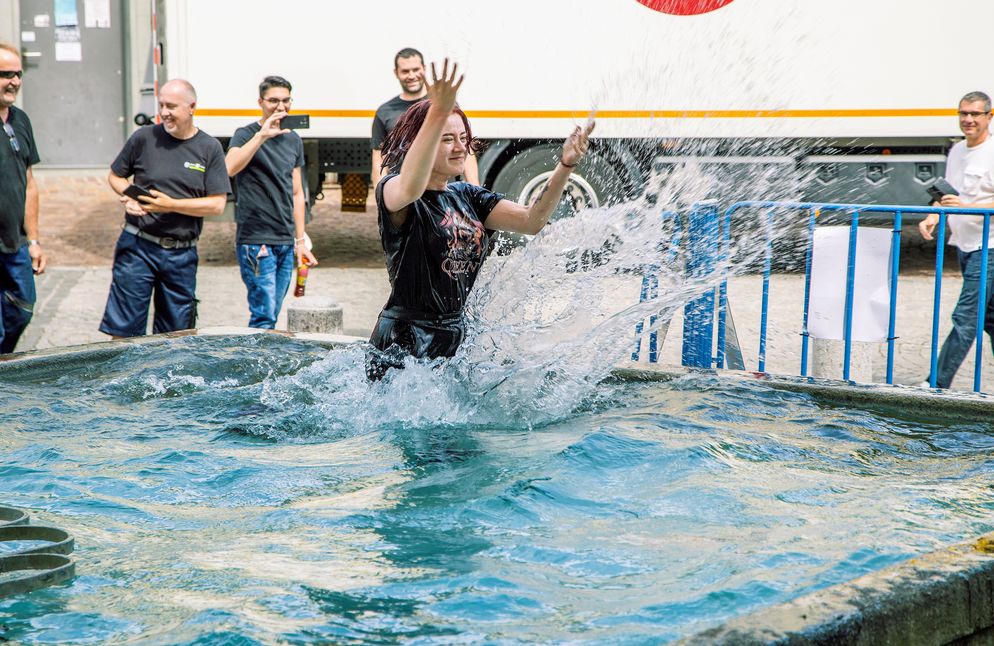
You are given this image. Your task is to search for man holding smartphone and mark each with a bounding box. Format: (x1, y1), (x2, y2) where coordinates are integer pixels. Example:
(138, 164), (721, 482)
(0, 43), (45, 353)
(918, 91), (994, 388)
(225, 75), (317, 329)
(101, 79), (229, 338)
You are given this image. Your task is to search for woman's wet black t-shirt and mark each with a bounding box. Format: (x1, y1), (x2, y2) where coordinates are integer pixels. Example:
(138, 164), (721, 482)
(376, 174), (504, 317)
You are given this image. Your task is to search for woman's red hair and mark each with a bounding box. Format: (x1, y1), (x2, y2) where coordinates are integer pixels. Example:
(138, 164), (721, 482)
(379, 99), (483, 174)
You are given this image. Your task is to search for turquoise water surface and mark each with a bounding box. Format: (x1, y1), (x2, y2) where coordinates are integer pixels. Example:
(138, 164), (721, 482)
(2, 334), (994, 644)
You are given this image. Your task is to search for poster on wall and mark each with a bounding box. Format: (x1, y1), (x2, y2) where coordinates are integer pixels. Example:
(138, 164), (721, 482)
(84, 0), (112, 28)
(54, 27), (82, 61)
(54, 0), (82, 62)
(54, 0), (78, 26)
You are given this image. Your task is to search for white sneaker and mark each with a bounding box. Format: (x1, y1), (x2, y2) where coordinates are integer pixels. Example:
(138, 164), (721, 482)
(917, 380), (932, 388)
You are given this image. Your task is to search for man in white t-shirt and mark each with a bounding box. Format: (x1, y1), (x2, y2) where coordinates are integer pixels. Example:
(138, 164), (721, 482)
(919, 91), (994, 388)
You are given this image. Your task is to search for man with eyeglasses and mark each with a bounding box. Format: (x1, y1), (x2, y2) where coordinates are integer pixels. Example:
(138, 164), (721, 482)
(101, 78), (229, 338)
(0, 43), (45, 354)
(919, 91), (994, 388)
(225, 75), (317, 329)
(371, 48), (479, 186)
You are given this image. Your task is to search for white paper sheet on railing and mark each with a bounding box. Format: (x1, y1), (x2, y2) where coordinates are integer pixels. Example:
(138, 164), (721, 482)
(808, 226), (892, 343)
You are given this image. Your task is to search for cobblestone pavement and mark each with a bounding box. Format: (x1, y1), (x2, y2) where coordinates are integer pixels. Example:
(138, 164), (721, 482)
(16, 169), (994, 394)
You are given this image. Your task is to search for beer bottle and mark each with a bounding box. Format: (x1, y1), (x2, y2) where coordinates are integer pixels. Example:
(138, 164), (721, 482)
(294, 259), (309, 297)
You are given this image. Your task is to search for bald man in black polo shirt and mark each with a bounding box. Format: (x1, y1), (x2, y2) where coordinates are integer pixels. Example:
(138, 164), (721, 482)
(101, 79), (229, 338)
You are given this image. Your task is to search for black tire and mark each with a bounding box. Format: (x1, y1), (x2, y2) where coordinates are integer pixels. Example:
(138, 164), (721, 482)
(491, 143), (638, 219)
(488, 143), (639, 252)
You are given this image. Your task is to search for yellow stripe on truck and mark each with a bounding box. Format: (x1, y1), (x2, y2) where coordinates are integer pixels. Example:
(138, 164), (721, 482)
(195, 108), (956, 119)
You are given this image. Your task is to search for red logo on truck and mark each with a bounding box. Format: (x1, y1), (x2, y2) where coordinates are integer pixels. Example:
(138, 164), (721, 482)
(637, 0), (735, 15)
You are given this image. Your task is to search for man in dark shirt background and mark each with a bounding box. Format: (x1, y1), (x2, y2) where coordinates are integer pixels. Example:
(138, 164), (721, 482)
(371, 47), (479, 187)
(225, 75), (318, 329)
(0, 43), (46, 353)
(101, 78), (229, 338)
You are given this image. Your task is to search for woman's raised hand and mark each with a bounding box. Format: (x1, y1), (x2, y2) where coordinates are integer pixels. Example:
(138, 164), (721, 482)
(561, 114), (596, 167)
(424, 58), (464, 114)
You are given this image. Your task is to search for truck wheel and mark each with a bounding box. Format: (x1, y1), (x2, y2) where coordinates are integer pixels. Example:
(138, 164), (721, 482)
(491, 143), (636, 221)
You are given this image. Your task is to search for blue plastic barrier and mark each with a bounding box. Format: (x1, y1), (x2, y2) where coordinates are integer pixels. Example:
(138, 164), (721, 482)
(682, 202), (721, 368)
(632, 210), (680, 363)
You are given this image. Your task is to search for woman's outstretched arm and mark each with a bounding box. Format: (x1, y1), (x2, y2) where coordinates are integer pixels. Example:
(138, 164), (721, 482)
(486, 118), (596, 235)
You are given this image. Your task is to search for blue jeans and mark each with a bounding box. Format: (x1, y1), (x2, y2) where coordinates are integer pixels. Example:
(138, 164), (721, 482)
(0, 245), (36, 353)
(237, 244), (295, 329)
(934, 248), (994, 388)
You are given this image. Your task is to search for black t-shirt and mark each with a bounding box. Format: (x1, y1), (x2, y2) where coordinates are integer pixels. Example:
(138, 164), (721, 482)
(376, 174), (504, 316)
(111, 124), (230, 241)
(230, 122), (304, 245)
(0, 106), (41, 253)
(371, 95), (423, 150)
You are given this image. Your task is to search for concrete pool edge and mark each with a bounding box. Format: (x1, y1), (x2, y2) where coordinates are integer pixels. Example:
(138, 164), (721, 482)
(614, 364), (994, 422)
(675, 532), (994, 645)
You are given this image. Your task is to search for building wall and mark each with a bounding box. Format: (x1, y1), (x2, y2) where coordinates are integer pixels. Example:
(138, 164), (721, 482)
(0, 1), (150, 158)
(0, 3), (20, 62)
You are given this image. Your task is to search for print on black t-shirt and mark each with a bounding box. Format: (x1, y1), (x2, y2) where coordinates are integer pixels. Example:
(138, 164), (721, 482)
(440, 207), (486, 279)
(376, 175), (504, 316)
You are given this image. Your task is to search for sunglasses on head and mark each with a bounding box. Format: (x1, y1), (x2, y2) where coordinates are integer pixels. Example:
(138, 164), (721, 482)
(0, 70), (23, 79)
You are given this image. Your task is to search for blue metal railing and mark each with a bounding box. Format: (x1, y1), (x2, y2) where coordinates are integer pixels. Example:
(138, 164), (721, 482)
(724, 202), (994, 391)
(634, 201), (994, 393)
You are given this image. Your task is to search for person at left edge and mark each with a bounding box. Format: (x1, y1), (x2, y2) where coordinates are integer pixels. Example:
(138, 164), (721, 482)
(100, 79), (230, 338)
(0, 43), (46, 354)
(225, 75), (318, 329)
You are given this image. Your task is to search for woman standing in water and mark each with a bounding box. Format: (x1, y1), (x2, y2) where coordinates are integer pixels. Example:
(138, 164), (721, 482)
(369, 60), (595, 377)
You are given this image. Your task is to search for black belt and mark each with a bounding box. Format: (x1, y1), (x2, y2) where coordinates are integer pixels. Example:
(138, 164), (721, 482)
(123, 223), (197, 249)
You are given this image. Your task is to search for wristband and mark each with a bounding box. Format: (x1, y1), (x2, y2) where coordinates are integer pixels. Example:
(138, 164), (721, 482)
(27, 240), (39, 247)
(560, 159), (577, 168)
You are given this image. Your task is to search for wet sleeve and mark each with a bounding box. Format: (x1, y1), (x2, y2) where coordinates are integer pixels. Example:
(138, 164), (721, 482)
(110, 129), (141, 178)
(204, 138), (232, 196)
(375, 174), (413, 236)
(462, 183), (506, 225)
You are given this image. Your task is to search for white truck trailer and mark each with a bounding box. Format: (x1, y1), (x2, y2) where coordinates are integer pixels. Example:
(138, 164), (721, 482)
(149, 0), (992, 214)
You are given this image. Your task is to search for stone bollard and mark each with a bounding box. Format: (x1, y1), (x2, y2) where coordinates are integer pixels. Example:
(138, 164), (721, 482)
(810, 338), (875, 383)
(286, 296), (344, 334)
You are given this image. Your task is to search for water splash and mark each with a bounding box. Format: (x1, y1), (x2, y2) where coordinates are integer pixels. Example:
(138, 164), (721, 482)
(257, 154), (814, 437)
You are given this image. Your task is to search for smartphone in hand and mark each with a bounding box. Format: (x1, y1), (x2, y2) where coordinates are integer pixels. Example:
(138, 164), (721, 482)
(926, 177), (959, 203)
(280, 114), (310, 130)
(123, 184), (154, 201)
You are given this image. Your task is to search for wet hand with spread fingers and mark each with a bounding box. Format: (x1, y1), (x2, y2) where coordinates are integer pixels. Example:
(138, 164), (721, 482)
(561, 113), (596, 167)
(423, 58), (464, 115)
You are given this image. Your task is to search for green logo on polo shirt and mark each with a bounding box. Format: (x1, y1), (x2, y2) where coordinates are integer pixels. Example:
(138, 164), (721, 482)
(184, 161), (206, 172)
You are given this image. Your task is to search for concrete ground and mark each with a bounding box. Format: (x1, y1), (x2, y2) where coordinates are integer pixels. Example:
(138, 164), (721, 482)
(15, 169), (994, 393)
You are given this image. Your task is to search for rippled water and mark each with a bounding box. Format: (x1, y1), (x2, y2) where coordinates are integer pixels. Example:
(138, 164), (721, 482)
(2, 334), (994, 644)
